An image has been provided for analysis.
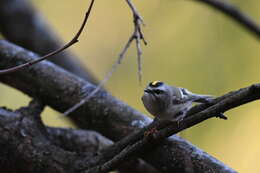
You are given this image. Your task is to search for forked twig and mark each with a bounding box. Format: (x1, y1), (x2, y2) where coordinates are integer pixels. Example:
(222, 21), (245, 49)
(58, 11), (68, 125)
(63, 0), (146, 116)
(0, 0), (95, 75)
(126, 0), (147, 83)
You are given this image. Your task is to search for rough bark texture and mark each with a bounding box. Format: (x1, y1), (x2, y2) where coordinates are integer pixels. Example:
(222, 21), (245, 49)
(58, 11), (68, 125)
(0, 0), (160, 171)
(0, 0), (259, 172)
(0, 101), (80, 173)
(0, 40), (236, 173)
(47, 127), (113, 153)
(0, 103), (162, 173)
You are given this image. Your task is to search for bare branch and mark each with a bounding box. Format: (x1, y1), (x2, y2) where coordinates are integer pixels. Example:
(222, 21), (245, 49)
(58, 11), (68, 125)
(125, 0), (147, 83)
(86, 84), (260, 173)
(62, 0), (147, 115)
(0, 105), (111, 173)
(61, 0), (260, 115)
(0, 40), (236, 173)
(0, 0), (95, 75)
(0, 0), (96, 82)
(195, 0), (260, 39)
(2, 0), (259, 172)
(63, 60), (118, 116)
(0, 102), (160, 173)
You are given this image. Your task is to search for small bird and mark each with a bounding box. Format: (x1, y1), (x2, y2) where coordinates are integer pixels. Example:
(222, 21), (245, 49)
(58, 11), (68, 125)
(141, 81), (213, 122)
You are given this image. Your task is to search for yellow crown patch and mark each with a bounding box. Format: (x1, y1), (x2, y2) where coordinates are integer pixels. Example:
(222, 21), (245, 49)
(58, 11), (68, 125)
(149, 81), (163, 87)
(152, 81), (160, 86)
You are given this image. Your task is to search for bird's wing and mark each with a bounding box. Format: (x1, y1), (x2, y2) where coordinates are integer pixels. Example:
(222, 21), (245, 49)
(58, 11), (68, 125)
(179, 88), (213, 103)
(170, 86), (185, 104)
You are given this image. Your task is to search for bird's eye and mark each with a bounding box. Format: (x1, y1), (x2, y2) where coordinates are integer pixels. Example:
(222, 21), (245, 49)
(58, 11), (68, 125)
(153, 89), (164, 94)
(180, 88), (188, 95)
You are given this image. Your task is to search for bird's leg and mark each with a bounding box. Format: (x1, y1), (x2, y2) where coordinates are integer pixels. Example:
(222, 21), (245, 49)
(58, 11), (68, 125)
(176, 116), (184, 129)
(144, 117), (159, 137)
(143, 127), (158, 137)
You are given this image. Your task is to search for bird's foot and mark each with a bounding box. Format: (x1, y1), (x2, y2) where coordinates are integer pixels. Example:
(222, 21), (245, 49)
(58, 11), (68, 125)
(174, 116), (184, 128)
(144, 127), (158, 137)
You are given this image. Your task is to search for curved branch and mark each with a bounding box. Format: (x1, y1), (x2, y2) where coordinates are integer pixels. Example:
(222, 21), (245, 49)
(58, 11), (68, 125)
(195, 0), (260, 39)
(0, 0), (96, 78)
(0, 104), (79, 173)
(0, 102), (159, 173)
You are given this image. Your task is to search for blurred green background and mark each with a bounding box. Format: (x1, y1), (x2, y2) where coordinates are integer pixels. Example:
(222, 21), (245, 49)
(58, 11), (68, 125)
(1, 0), (260, 172)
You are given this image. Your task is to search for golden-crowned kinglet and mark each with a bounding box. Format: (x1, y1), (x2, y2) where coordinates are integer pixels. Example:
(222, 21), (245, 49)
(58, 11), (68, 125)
(142, 81), (213, 122)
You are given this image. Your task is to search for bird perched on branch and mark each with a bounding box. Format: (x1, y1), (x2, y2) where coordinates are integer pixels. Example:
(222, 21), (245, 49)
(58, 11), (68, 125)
(142, 81), (216, 122)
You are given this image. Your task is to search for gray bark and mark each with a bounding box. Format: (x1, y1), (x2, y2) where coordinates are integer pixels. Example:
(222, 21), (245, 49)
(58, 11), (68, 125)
(0, 40), (236, 173)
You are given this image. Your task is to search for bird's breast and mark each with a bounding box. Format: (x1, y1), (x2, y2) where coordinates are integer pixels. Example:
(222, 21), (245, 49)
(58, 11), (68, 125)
(142, 93), (164, 117)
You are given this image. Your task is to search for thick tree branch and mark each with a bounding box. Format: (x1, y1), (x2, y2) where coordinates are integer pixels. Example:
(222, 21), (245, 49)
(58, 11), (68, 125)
(47, 127), (113, 153)
(0, 40), (235, 172)
(0, 0), (259, 172)
(195, 0), (260, 39)
(117, 159), (160, 173)
(0, 102), (81, 173)
(0, 103), (160, 173)
(0, 0), (96, 83)
(48, 127), (161, 173)
(0, 1), (159, 171)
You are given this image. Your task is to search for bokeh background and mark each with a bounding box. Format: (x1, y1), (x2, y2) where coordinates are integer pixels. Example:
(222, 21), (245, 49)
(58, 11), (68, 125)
(0, 0), (260, 172)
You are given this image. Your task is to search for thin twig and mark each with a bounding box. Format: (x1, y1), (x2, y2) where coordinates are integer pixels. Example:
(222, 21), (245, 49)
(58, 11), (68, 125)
(63, 0), (147, 116)
(63, 37), (136, 116)
(72, 0), (260, 117)
(196, 0), (260, 39)
(126, 0), (147, 83)
(63, 61), (118, 116)
(0, 0), (95, 75)
(63, 33), (140, 116)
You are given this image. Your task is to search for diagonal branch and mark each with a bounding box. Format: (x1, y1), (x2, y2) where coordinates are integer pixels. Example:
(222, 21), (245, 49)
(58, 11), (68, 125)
(195, 0), (260, 39)
(86, 84), (260, 173)
(0, 0), (97, 83)
(0, 0), (95, 75)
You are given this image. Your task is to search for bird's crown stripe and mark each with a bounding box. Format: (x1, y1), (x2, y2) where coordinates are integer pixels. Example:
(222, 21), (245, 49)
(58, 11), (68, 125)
(152, 81), (160, 86)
